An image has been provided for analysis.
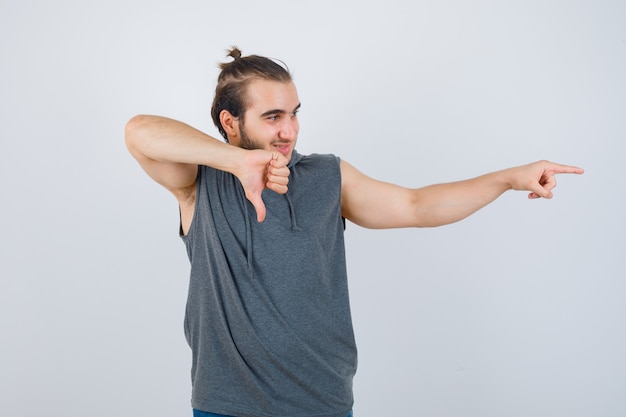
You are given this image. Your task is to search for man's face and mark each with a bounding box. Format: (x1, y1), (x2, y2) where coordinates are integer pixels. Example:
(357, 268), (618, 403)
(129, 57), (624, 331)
(232, 79), (301, 163)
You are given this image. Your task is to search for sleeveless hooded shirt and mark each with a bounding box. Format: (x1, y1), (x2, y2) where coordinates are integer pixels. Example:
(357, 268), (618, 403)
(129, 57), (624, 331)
(180, 151), (357, 417)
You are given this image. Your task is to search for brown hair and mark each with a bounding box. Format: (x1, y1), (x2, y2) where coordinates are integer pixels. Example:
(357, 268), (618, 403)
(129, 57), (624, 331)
(210, 46), (292, 141)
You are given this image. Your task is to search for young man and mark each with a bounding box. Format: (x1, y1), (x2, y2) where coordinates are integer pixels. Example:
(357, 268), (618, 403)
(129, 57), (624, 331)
(125, 47), (583, 417)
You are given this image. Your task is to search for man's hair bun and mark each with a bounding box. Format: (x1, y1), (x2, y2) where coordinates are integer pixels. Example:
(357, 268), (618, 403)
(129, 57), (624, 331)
(227, 47), (242, 60)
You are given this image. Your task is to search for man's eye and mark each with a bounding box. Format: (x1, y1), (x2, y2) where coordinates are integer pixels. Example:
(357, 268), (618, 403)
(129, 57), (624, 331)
(268, 115), (279, 121)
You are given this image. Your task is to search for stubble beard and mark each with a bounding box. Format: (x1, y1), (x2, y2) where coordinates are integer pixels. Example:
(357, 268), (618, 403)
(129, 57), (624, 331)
(238, 123), (264, 151)
(238, 122), (295, 161)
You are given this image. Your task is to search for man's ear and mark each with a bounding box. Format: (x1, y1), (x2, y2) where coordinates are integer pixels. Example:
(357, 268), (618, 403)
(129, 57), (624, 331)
(220, 110), (239, 142)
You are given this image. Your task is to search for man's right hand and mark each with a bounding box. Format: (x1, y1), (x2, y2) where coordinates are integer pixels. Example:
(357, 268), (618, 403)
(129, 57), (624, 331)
(236, 150), (290, 222)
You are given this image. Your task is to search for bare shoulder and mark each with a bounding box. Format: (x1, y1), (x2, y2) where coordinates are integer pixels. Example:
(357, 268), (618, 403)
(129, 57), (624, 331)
(339, 159), (364, 188)
(339, 159), (375, 223)
(340, 159), (415, 229)
(340, 159), (380, 194)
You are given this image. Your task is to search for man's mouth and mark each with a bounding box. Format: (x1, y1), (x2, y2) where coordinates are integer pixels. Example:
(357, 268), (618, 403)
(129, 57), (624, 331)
(273, 142), (292, 155)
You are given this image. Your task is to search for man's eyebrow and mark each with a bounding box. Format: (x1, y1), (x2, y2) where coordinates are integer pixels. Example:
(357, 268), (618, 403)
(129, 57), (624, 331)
(260, 103), (301, 117)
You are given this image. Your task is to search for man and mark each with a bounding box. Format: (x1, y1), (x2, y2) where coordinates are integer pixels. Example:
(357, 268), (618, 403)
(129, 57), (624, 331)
(125, 47), (583, 417)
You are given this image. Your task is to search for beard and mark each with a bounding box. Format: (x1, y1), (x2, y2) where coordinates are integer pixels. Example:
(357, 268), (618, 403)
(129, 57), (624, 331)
(238, 123), (264, 151)
(237, 122), (296, 161)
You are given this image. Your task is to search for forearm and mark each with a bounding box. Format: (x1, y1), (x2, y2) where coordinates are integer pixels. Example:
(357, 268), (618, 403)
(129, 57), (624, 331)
(125, 115), (244, 174)
(412, 169), (513, 227)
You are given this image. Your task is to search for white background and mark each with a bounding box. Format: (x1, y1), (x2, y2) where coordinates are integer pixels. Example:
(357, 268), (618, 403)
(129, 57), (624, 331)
(1, 0), (624, 416)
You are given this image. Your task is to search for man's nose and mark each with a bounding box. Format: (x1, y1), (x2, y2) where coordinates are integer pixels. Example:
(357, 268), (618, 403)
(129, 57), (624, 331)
(279, 118), (298, 140)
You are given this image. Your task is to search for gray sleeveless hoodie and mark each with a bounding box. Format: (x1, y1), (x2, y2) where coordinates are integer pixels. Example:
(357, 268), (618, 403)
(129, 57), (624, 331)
(181, 151), (357, 417)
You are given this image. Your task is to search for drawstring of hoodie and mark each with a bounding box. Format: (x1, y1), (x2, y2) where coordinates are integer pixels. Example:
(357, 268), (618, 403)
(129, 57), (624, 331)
(284, 192), (301, 232)
(241, 187), (301, 276)
(242, 194), (254, 276)
(242, 150), (303, 274)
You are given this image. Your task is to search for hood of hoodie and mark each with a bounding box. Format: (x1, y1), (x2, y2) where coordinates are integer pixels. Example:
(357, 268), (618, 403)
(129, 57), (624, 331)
(287, 149), (304, 168)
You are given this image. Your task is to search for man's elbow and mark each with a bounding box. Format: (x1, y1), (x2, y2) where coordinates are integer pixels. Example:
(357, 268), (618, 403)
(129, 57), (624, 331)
(124, 114), (150, 153)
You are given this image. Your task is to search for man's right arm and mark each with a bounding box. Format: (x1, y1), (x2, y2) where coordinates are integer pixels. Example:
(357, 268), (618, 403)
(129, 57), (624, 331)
(125, 115), (246, 195)
(124, 115), (289, 222)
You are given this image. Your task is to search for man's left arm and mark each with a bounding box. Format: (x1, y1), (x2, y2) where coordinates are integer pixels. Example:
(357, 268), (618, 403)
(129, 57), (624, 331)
(340, 160), (584, 229)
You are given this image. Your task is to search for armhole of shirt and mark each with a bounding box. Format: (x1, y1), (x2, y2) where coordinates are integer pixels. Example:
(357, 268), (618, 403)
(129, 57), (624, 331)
(335, 155), (347, 230)
(179, 166), (203, 240)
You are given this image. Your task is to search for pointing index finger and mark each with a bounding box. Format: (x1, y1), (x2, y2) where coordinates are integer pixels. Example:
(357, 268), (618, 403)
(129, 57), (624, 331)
(548, 162), (584, 175)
